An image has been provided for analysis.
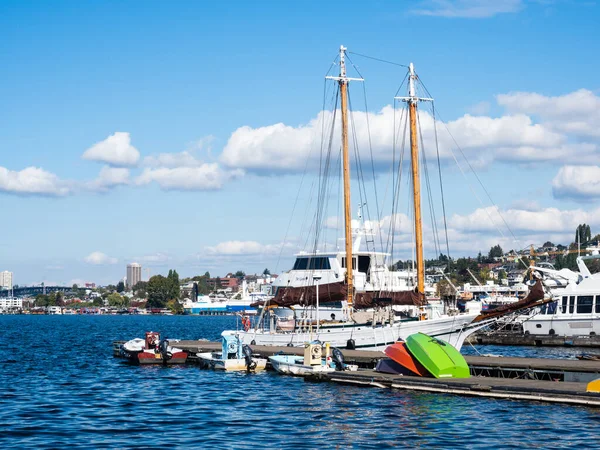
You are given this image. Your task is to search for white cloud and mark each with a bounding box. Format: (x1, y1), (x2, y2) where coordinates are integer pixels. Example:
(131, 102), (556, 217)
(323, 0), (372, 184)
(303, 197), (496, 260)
(0, 166), (70, 196)
(467, 101), (491, 115)
(497, 89), (600, 139)
(221, 91), (600, 174)
(411, 0), (523, 18)
(87, 166), (130, 192)
(136, 164), (243, 191)
(552, 165), (600, 201)
(205, 241), (285, 256)
(82, 132), (140, 167)
(449, 205), (600, 235)
(143, 151), (203, 168)
(133, 252), (172, 265)
(84, 251), (118, 265)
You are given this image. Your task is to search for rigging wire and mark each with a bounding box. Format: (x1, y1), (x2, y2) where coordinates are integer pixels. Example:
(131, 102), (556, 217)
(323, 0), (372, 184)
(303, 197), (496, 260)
(348, 51), (409, 68)
(346, 54), (385, 255)
(418, 76), (528, 269)
(431, 101), (452, 261)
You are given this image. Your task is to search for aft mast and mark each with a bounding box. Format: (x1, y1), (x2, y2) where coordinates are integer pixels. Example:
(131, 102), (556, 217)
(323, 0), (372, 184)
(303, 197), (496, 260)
(326, 45), (363, 310)
(396, 63), (432, 296)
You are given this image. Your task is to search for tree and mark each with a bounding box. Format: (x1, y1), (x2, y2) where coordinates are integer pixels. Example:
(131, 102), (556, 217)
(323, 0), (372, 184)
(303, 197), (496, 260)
(498, 270), (507, 281)
(107, 293), (128, 307)
(263, 268), (271, 276)
(235, 270), (246, 278)
(576, 224), (592, 244)
(147, 275), (171, 308)
(488, 245), (504, 260)
(55, 291), (64, 307)
(167, 269), (180, 300)
(116, 281), (125, 293)
(542, 241), (555, 248)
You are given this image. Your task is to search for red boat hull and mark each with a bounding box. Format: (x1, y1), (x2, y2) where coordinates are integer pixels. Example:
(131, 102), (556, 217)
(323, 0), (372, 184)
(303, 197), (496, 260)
(136, 350), (188, 365)
(384, 342), (430, 377)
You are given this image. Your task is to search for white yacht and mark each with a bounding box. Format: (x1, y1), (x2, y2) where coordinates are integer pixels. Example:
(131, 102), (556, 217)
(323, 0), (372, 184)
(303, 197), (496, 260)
(522, 256), (600, 336)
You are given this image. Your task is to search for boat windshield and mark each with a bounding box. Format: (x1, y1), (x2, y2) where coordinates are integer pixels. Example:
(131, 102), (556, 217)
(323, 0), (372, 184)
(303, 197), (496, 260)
(292, 257), (331, 270)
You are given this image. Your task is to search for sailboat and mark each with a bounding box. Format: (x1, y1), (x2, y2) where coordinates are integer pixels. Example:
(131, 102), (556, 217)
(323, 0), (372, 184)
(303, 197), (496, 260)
(230, 45), (548, 351)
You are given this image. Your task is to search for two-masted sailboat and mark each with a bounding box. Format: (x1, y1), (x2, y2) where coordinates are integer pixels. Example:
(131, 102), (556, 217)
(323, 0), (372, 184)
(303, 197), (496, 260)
(230, 45), (547, 351)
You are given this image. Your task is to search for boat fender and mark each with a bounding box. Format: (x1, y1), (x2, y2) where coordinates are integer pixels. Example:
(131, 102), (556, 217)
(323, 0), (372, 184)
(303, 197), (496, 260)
(251, 340), (256, 346)
(346, 339), (355, 350)
(331, 347), (345, 371)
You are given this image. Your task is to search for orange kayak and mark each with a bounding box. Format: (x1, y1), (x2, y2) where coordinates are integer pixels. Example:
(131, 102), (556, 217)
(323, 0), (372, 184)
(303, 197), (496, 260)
(384, 342), (430, 377)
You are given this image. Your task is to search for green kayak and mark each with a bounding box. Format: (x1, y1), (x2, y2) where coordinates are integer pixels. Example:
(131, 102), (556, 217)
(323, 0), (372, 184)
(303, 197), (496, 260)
(405, 333), (470, 379)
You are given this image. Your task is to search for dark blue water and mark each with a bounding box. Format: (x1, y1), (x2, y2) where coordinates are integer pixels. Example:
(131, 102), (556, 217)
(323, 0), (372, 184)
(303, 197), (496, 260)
(1, 315), (599, 449)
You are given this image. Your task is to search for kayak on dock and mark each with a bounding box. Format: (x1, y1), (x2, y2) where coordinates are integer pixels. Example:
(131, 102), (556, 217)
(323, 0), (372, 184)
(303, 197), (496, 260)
(405, 333), (470, 379)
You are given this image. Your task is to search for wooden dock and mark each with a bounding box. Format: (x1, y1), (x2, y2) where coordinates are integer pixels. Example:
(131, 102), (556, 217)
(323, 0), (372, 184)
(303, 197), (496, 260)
(113, 339), (600, 406)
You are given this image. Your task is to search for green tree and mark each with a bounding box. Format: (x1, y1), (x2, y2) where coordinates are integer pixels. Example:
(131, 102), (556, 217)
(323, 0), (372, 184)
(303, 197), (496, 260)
(263, 268), (271, 276)
(167, 269), (180, 300)
(234, 270), (246, 278)
(576, 224), (592, 244)
(498, 270), (507, 280)
(92, 297), (104, 307)
(107, 292), (127, 307)
(488, 245), (504, 260)
(542, 241), (555, 248)
(116, 281), (125, 293)
(147, 275), (171, 308)
(166, 299), (183, 314)
(55, 291), (64, 307)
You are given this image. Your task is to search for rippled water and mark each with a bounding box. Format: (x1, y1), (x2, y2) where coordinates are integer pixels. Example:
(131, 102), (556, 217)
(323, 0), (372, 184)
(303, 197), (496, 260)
(1, 315), (599, 449)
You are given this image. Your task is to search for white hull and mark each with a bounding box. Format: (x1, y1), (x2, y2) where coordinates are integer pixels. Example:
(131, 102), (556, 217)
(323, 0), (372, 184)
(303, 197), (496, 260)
(269, 355), (336, 376)
(522, 315), (600, 336)
(196, 352), (267, 372)
(240, 314), (483, 351)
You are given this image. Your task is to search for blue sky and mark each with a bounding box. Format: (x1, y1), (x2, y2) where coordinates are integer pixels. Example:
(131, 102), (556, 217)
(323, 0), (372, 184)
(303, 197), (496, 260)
(1, 0), (599, 286)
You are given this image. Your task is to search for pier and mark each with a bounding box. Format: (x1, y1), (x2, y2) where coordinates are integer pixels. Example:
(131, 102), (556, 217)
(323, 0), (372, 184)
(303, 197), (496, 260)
(468, 331), (600, 348)
(113, 340), (600, 407)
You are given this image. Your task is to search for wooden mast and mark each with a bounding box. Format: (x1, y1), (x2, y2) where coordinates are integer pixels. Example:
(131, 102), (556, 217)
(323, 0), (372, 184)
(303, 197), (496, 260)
(326, 46), (363, 311)
(396, 63), (432, 297)
(339, 46), (353, 309)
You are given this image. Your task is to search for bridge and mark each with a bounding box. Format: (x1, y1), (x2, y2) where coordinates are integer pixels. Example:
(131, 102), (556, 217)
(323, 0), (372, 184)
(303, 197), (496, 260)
(0, 286), (72, 298)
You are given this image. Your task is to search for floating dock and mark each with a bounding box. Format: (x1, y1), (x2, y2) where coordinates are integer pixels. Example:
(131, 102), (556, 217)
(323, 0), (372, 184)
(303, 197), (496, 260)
(468, 331), (600, 348)
(113, 340), (600, 407)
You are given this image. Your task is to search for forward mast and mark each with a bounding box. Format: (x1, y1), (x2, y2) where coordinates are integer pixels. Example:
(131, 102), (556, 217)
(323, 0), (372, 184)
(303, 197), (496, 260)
(325, 45), (363, 310)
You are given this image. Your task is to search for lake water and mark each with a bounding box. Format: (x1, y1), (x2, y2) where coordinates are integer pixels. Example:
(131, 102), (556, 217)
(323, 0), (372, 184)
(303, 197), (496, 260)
(1, 315), (599, 449)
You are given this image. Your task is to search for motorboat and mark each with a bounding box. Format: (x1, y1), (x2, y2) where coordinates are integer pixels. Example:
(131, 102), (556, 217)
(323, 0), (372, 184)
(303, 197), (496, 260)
(120, 331), (187, 365)
(522, 256), (600, 336)
(269, 341), (357, 377)
(196, 331), (266, 372)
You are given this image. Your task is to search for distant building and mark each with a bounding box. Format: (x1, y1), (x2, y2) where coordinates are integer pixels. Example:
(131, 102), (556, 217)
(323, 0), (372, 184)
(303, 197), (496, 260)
(0, 271), (13, 290)
(126, 263), (142, 289)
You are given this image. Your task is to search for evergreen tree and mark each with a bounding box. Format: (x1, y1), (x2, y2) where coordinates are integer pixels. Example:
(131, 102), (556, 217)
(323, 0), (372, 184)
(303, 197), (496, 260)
(488, 245), (504, 260)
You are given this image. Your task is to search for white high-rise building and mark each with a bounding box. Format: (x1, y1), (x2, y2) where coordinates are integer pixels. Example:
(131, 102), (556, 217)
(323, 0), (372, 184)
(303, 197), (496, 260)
(126, 263), (142, 289)
(0, 271), (13, 290)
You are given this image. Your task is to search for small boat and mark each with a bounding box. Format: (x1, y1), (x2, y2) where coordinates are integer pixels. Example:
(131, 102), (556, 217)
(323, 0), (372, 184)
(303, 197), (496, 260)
(269, 341), (357, 377)
(120, 331), (187, 365)
(378, 341), (429, 376)
(405, 333), (470, 379)
(196, 331), (266, 372)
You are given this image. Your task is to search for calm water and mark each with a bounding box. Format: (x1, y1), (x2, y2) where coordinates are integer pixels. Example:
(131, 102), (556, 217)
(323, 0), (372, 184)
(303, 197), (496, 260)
(1, 315), (599, 449)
